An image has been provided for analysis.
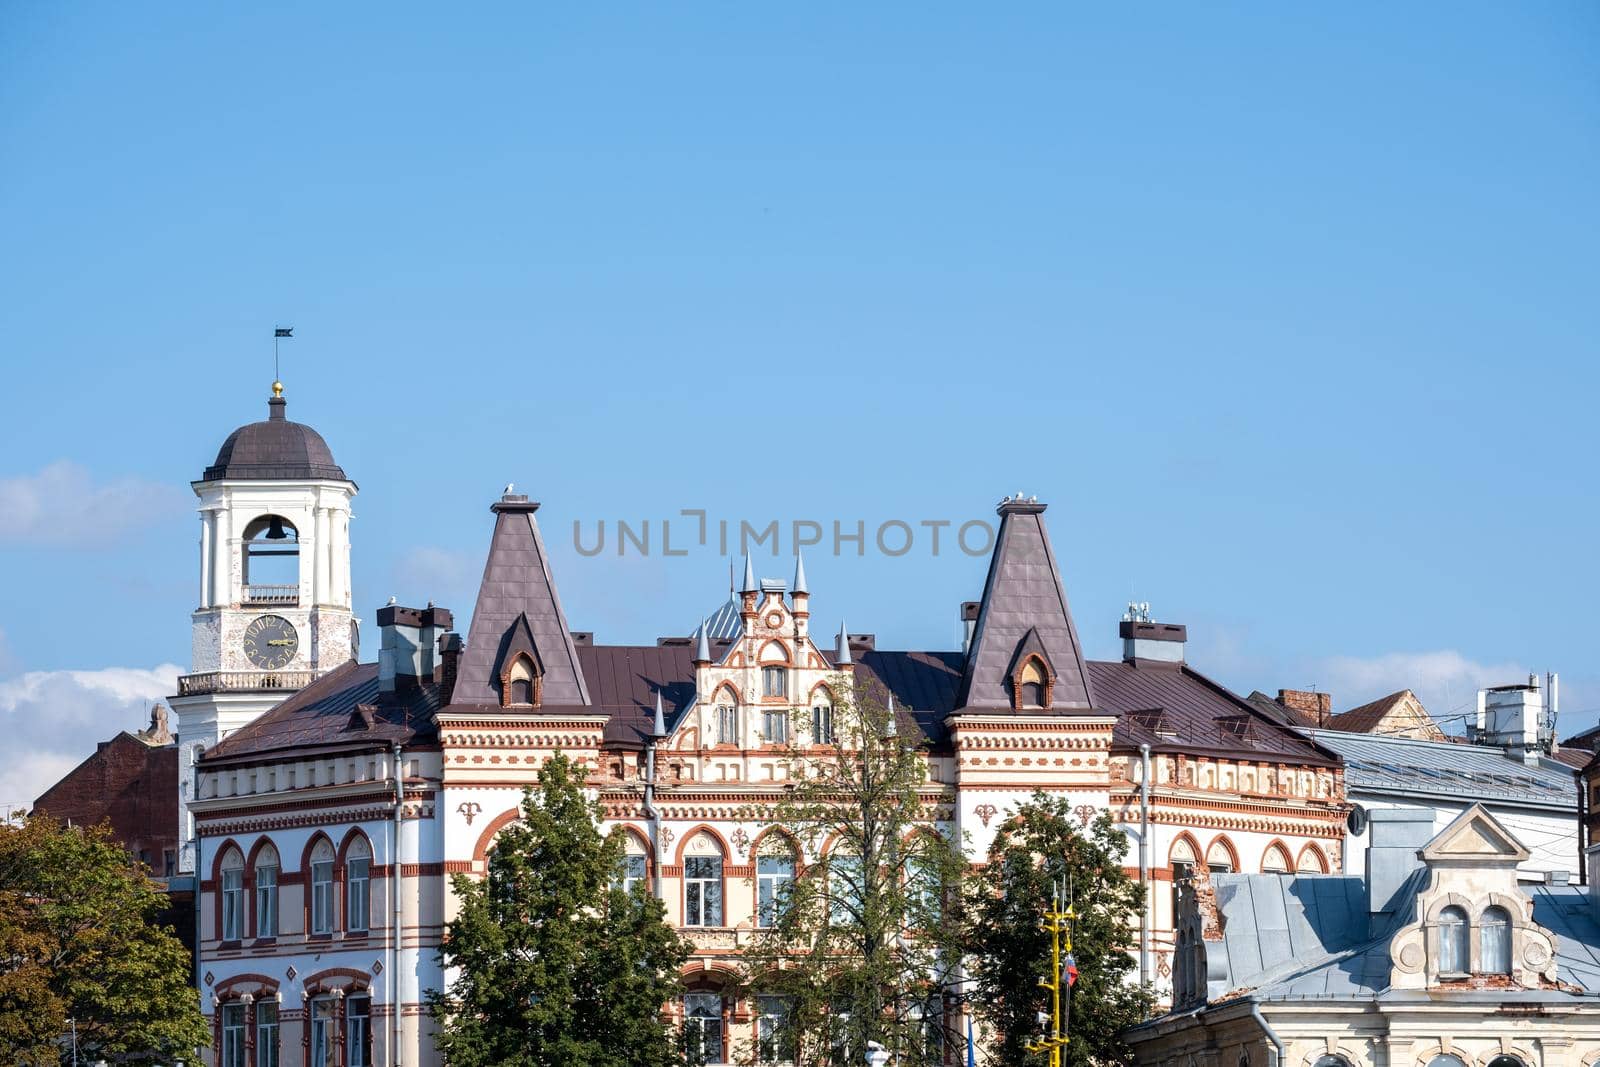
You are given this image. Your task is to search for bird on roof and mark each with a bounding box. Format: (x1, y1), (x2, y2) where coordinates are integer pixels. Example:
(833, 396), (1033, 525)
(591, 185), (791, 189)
(387, 595), (397, 605)
(504, 482), (515, 495)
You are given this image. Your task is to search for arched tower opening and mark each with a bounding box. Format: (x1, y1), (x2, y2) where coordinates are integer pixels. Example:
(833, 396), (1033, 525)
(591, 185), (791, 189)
(242, 514), (300, 605)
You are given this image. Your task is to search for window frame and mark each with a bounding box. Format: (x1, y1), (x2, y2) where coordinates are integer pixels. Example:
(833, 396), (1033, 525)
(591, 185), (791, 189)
(254, 857), (278, 938)
(345, 839), (371, 934)
(1479, 904), (1512, 974)
(220, 856), (244, 941)
(309, 997), (336, 1067)
(310, 841), (335, 935)
(762, 708), (788, 745)
(762, 665), (787, 699)
(683, 992), (724, 1064)
(684, 854), (724, 927)
(756, 994), (794, 1064)
(220, 1001), (247, 1067)
(716, 704), (739, 746)
(1437, 905), (1469, 976)
(757, 850), (796, 928)
(346, 994), (372, 1067)
(811, 701), (834, 746)
(256, 999), (280, 1067)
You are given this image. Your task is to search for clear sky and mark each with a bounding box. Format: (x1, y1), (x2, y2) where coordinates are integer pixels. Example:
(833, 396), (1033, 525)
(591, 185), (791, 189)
(1, 3), (1596, 807)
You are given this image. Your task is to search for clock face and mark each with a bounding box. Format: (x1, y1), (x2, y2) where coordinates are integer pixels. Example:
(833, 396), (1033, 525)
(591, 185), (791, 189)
(243, 615), (299, 670)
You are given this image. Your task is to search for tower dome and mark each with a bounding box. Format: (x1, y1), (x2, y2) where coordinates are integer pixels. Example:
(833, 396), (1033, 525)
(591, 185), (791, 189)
(202, 386), (348, 482)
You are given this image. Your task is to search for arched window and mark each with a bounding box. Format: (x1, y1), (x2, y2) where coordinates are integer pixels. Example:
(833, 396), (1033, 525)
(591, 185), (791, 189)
(828, 851), (863, 927)
(1480, 905), (1512, 974)
(810, 693), (834, 746)
(1296, 843), (1328, 874)
(1437, 905), (1469, 975)
(683, 833), (724, 927)
(1484, 1057), (1526, 1067)
(1425, 1057), (1467, 1067)
(1170, 838), (1198, 918)
(714, 697), (739, 746)
(219, 846), (245, 941)
(242, 514), (299, 606)
(345, 836), (372, 933)
(503, 653), (538, 708)
(1260, 844), (1291, 875)
(1310, 1058), (1352, 1067)
(757, 839), (797, 928)
(1205, 839), (1235, 874)
(618, 833), (649, 896)
(253, 841), (280, 938)
(310, 839), (335, 934)
(1017, 657), (1049, 709)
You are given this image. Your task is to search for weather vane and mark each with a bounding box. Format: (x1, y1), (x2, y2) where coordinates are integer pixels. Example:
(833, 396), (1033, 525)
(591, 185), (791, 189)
(273, 326), (293, 394)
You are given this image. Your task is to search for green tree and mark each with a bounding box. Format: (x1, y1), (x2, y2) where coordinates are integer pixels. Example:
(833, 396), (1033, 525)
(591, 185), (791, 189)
(964, 796), (1151, 1067)
(0, 815), (207, 1066)
(430, 752), (691, 1067)
(738, 678), (968, 1067)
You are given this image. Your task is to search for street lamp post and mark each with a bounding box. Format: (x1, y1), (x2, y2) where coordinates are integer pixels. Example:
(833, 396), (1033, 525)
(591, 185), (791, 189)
(1025, 878), (1076, 1067)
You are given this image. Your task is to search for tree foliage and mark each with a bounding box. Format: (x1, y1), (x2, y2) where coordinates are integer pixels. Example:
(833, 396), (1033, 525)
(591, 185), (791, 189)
(964, 796), (1151, 1067)
(0, 815), (207, 1066)
(738, 678), (967, 1067)
(430, 752), (691, 1067)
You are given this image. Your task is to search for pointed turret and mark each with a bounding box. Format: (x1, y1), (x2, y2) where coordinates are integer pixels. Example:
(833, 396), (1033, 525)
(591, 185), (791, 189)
(835, 620), (852, 666)
(740, 553), (759, 594)
(955, 494), (1094, 712)
(653, 689), (668, 738)
(693, 618), (711, 666)
(449, 492), (591, 708)
(793, 552), (809, 596)
(884, 694), (897, 738)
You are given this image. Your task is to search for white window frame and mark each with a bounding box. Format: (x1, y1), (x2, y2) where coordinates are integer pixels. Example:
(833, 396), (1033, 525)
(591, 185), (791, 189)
(756, 995), (792, 1064)
(220, 858), (244, 941)
(347, 994), (371, 1067)
(757, 852), (795, 928)
(762, 666), (787, 698)
(684, 855), (723, 927)
(220, 1002), (246, 1067)
(311, 850), (335, 935)
(256, 1000), (280, 1067)
(309, 997), (335, 1067)
(683, 993), (724, 1064)
(346, 851), (370, 933)
(255, 861), (278, 937)
(811, 702), (833, 745)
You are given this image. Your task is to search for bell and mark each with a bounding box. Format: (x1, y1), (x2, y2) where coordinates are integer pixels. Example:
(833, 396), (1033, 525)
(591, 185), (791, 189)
(264, 516), (288, 540)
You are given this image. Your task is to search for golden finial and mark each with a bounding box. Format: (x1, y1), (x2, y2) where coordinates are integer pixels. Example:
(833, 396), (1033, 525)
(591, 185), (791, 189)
(272, 380), (284, 398)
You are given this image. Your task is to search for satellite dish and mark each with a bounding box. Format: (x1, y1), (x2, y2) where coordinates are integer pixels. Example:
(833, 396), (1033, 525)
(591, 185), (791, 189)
(1346, 804), (1368, 836)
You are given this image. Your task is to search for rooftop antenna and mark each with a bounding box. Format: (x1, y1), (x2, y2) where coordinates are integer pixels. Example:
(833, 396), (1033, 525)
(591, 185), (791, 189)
(273, 326), (293, 395)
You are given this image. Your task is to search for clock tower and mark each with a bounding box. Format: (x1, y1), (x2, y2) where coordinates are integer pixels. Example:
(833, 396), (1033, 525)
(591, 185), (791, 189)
(169, 381), (357, 871)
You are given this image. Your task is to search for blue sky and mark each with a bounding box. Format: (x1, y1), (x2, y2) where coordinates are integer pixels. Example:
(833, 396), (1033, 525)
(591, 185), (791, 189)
(1, 3), (1596, 805)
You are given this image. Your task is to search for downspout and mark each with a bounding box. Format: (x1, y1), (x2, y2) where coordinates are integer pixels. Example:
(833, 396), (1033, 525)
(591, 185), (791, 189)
(192, 750), (203, 1009)
(391, 742), (403, 1067)
(1247, 1001), (1284, 1067)
(1138, 743), (1151, 995)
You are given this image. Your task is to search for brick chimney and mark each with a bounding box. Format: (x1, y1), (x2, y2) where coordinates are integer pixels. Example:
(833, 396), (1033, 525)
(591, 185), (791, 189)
(1279, 688), (1332, 727)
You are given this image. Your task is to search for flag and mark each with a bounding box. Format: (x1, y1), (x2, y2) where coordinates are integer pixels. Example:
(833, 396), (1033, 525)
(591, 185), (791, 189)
(274, 327), (293, 337)
(1064, 953), (1079, 987)
(966, 1016), (976, 1067)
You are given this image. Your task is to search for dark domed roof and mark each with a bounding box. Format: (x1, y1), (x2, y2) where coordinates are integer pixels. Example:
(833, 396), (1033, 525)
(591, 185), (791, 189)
(202, 394), (348, 482)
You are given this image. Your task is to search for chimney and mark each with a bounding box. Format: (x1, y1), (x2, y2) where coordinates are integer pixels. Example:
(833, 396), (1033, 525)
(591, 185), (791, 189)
(1120, 620), (1186, 666)
(1365, 807), (1434, 935)
(960, 602), (980, 655)
(1278, 689), (1333, 727)
(1480, 676), (1546, 765)
(377, 604), (453, 693)
(437, 631), (463, 702)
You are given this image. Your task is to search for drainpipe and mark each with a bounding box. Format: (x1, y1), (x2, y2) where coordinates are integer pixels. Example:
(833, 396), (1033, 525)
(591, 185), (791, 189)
(192, 751), (203, 1009)
(1139, 744), (1151, 995)
(391, 742), (403, 1067)
(1247, 1001), (1283, 1067)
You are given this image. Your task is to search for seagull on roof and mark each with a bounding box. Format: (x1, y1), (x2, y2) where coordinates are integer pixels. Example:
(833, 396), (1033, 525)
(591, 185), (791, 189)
(504, 482), (515, 495)
(387, 595), (397, 605)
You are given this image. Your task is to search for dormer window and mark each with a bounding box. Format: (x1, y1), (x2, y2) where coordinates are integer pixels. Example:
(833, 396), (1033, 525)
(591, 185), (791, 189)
(501, 653), (541, 708)
(1007, 636), (1056, 711)
(1480, 905), (1511, 973)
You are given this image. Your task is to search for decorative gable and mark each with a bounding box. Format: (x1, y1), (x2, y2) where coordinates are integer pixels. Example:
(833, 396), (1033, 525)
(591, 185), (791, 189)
(494, 613), (546, 708)
(1389, 804), (1556, 990)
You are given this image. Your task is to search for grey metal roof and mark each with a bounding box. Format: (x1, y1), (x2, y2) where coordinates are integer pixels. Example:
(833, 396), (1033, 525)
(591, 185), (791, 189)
(1205, 873), (1600, 1002)
(1303, 729), (1576, 808)
(203, 395), (347, 482)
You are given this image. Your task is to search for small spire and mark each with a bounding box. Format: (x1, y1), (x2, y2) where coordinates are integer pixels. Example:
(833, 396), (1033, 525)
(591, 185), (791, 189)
(695, 618), (711, 663)
(836, 620), (852, 665)
(884, 694), (897, 738)
(792, 551), (809, 596)
(740, 553), (759, 594)
(652, 690), (668, 738)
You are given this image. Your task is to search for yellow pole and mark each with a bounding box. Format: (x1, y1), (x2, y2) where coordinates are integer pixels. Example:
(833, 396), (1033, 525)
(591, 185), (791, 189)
(1027, 880), (1072, 1067)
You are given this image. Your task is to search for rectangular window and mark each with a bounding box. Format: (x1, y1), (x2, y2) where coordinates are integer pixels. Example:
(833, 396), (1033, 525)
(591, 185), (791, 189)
(309, 998), (335, 1067)
(221, 867), (243, 940)
(829, 854), (862, 927)
(163, 849), (176, 877)
(762, 666), (787, 698)
(684, 856), (723, 927)
(811, 704), (833, 746)
(255, 1001), (279, 1067)
(312, 860), (334, 934)
(757, 854), (795, 928)
(347, 857), (370, 933)
(619, 853), (647, 896)
(347, 995), (371, 1067)
(683, 993), (724, 1064)
(756, 995), (793, 1064)
(255, 864), (278, 937)
(762, 709), (788, 745)
(716, 705), (738, 746)
(220, 1003), (246, 1067)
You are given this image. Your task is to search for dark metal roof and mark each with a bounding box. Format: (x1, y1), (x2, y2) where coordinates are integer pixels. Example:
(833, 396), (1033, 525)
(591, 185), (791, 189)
(203, 395), (348, 482)
(955, 498), (1095, 712)
(200, 661), (445, 763)
(449, 495), (591, 709)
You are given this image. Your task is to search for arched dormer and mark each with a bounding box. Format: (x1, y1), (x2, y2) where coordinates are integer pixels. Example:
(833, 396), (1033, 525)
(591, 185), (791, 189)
(1006, 628), (1056, 711)
(494, 612), (545, 709)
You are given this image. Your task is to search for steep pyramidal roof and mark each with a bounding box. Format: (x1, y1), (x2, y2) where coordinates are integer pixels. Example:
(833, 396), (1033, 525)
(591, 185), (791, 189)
(956, 496), (1094, 712)
(450, 494), (590, 708)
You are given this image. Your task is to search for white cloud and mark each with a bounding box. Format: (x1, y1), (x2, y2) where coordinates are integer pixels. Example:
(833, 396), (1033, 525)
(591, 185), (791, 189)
(0, 663), (182, 810)
(0, 460), (184, 545)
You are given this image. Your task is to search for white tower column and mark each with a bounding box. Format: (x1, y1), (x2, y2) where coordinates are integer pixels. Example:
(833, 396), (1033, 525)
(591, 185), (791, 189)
(199, 510), (214, 608)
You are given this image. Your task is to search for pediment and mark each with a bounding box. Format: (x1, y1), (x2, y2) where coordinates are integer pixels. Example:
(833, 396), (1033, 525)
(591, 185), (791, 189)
(1421, 803), (1530, 863)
